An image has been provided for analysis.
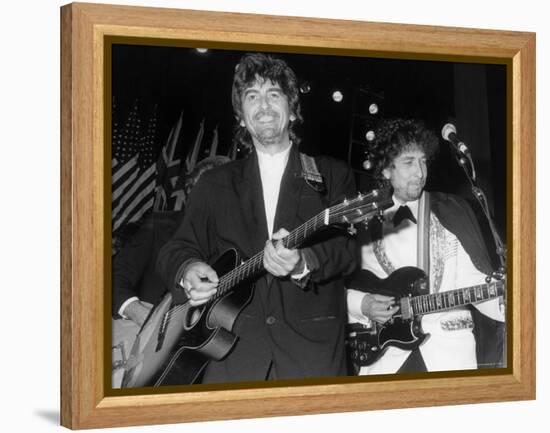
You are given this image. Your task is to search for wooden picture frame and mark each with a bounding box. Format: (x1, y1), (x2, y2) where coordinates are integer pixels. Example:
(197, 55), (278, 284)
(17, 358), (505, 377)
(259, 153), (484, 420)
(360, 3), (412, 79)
(60, 2), (535, 429)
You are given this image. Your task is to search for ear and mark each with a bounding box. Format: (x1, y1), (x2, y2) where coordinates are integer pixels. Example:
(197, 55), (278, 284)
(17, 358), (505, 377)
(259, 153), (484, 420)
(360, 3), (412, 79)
(382, 167), (391, 180)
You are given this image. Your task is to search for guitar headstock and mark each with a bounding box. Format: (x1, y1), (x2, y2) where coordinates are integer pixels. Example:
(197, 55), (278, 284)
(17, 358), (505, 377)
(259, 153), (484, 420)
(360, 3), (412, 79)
(328, 187), (393, 229)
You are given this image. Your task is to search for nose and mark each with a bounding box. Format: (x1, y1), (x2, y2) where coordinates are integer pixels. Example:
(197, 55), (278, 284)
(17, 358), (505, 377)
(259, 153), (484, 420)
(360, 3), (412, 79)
(413, 160), (426, 179)
(259, 93), (270, 110)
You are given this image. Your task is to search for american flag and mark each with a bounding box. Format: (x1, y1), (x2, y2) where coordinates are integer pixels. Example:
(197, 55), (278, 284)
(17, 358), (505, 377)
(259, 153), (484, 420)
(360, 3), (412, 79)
(111, 101), (158, 233)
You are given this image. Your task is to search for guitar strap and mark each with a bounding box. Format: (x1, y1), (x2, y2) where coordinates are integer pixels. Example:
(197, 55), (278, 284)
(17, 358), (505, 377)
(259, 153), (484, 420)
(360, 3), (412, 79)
(373, 239), (395, 276)
(299, 152), (326, 193)
(417, 192), (431, 276)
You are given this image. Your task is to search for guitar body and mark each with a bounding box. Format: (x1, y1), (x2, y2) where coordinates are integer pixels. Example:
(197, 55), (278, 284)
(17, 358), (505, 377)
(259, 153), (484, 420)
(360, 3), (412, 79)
(347, 266), (429, 367)
(122, 249), (254, 388)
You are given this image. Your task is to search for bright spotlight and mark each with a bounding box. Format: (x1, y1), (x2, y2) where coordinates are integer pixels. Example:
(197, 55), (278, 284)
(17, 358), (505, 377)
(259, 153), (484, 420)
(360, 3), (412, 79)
(365, 130), (375, 141)
(369, 103), (379, 114)
(332, 91), (343, 102)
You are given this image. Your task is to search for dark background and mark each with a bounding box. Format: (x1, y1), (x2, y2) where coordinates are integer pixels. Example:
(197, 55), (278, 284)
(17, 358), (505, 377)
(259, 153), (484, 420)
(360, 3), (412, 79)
(112, 44), (507, 266)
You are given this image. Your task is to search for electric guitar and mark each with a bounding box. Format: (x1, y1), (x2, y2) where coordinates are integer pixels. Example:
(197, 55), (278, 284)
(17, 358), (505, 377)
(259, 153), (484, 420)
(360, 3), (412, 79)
(346, 266), (505, 368)
(121, 188), (393, 388)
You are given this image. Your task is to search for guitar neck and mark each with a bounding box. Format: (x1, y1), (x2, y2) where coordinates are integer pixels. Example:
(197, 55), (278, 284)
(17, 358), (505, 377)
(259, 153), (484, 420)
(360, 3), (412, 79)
(215, 209), (328, 298)
(410, 280), (505, 316)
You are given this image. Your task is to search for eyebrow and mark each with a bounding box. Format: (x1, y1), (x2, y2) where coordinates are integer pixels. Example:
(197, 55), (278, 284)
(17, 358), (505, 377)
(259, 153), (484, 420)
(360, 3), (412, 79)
(397, 155), (427, 162)
(243, 88), (259, 96)
(243, 86), (283, 95)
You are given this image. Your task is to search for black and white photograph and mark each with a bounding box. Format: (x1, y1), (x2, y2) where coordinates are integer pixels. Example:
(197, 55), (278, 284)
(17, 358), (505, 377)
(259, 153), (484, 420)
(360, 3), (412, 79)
(4, 0), (546, 431)
(110, 43), (508, 389)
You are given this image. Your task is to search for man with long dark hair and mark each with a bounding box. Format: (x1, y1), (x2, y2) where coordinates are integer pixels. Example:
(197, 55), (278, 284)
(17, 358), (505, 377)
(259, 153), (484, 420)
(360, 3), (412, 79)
(158, 53), (357, 383)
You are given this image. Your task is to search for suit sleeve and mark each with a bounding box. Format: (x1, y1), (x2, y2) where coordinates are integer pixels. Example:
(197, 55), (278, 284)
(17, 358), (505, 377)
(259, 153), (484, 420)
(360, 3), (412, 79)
(156, 176), (214, 301)
(303, 158), (358, 284)
(112, 221), (154, 317)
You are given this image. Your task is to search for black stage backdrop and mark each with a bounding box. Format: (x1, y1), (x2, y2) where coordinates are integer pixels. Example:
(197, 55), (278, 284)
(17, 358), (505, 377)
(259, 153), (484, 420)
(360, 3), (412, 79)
(111, 45), (506, 265)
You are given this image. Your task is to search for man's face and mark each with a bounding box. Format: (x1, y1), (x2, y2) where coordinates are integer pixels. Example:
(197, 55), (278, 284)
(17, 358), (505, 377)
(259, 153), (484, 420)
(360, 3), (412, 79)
(240, 77), (291, 149)
(383, 146), (428, 203)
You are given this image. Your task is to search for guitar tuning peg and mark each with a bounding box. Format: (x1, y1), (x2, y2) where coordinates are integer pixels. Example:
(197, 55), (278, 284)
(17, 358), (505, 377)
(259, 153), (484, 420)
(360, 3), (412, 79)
(489, 269), (506, 281)
(347, 224), (357, 236)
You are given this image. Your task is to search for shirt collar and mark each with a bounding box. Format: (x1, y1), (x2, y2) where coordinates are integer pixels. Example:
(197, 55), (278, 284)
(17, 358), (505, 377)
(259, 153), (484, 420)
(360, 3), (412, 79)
(256, 143), (292, 169)
(388, 193), (421, 218)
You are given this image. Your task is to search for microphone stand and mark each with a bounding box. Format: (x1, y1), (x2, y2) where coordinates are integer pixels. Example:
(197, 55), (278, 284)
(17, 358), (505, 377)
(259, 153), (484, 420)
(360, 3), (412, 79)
(451, 150), (507, 279)
(451, 145), (507, 369)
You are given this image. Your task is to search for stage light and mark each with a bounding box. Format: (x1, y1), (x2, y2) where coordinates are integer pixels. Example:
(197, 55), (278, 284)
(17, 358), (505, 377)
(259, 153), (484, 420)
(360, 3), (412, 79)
(300, 82), (311, 94)
(369, 103), (379, 114)
(365, 130), (375, 141)
(332, 91), (343, 102)
(196, 48), (208, 53)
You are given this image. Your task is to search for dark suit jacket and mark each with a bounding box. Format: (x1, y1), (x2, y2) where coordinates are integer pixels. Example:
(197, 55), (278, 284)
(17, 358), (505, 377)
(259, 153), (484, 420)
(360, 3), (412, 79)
(112, 211), (182, 318)
(157, 147), (357, 383)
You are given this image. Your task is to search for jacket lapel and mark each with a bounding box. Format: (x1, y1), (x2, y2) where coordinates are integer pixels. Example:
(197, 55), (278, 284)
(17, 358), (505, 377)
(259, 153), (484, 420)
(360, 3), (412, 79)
(273, 147), (304, 236)
(234, 151), (269, 258)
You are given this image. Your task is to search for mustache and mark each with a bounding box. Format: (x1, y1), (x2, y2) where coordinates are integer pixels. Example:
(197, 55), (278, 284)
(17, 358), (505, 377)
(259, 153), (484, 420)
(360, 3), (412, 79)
(254, 110), (279, 120)
(408, 180), (426, 187)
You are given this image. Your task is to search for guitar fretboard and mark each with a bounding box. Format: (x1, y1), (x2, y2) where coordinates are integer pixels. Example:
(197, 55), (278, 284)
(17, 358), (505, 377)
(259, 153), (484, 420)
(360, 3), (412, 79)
(213, 210), (328, 299)
(411, 280), (505, 315)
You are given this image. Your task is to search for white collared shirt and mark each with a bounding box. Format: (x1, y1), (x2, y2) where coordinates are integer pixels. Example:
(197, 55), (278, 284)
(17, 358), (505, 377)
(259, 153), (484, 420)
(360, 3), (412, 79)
(373, 196), (420, 271)
(256, 145), (291, 238)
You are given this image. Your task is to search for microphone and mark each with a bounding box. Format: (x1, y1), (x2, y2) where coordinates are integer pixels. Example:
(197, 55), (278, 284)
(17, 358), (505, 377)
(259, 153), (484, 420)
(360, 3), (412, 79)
(441, 123), (470, 155)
